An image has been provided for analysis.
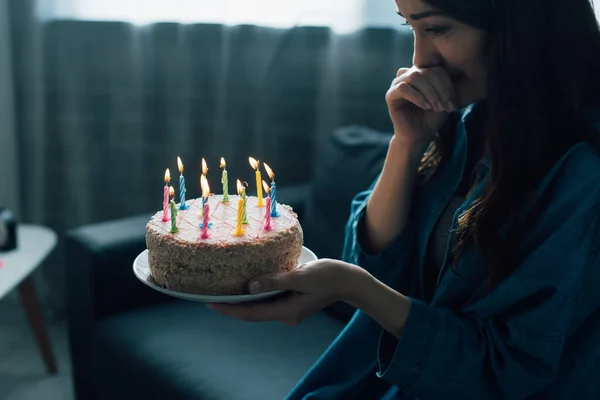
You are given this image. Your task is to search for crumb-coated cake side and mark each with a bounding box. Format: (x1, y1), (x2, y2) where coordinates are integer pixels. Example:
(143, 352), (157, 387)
(145, 194), (303, 295)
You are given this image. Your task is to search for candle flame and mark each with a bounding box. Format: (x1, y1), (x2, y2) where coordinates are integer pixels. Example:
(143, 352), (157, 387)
(262, 180), (270, 193)
(202, 158), (208, 176)
(201, 174), (210, 197)
(236, 179), (243, 195)
(263, 162), (274, 180)
(177, 157), (184, 173)
(249, 157), (259, 170)
(169, 186), (175, 197)
(220, 157), (226, 169)
(164, 168), (171, 184)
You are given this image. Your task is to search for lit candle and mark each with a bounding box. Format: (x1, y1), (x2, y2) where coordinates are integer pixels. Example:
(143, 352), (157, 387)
(200, 177), (210, 239)
(249, 157), (265, 207)
(200, 158), (209, 218)
(198, 174), (213, 230)
(162, 168), (171, 222)
(201, 174), (209, 212)
(220, 157), (229, 202)
(241, 181), (248, 224)
(263, 162), (279, 217)
(177, 157), (189, 210)
(169, 186), (179, 234)
(233, 179), (245, 236)
(262, 180), (272, 231)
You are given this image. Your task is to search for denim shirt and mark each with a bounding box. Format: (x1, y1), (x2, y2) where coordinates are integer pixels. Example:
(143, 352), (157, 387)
(286, 104), (600, 400)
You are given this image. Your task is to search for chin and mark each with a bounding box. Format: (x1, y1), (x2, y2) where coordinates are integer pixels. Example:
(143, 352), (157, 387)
(455, 89), (486, 109)
(455, 78), (487, 108)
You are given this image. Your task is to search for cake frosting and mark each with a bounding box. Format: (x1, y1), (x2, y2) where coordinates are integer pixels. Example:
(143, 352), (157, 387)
(145, 194), (303, 295)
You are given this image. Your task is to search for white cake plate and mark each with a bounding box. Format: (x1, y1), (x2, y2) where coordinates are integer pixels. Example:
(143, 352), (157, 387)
(133, 246), (318, 303)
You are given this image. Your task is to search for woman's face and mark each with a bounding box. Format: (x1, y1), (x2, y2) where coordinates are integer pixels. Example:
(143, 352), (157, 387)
(395, 0), (488, 107)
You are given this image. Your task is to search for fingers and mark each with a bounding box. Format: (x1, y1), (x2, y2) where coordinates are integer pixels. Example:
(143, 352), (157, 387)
(396, 67), (410, 78)
(403, 72), (444, 111)
(391, 81), (432, 111)
(249, 267), (307, 294)
(424, 69), (457, 111)
(207, 293), (300, 322)
(390, 67), (458, 112)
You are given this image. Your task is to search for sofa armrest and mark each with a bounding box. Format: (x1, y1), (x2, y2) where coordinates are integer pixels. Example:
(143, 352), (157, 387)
(67, 213), (174, 399)
(66, 213), (171, 322)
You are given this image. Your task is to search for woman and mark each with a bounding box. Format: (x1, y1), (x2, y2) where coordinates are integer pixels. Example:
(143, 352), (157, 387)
(208, 0), (600, 398)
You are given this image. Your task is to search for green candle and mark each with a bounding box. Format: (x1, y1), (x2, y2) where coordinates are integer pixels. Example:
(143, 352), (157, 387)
(242, 186), (248, 225)
(168, 187), (179, 233)
(221, 157), (229, 202)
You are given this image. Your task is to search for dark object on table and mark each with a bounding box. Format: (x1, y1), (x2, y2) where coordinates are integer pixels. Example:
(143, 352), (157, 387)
(0, 208), (17, 252)
(66, 125), (393, 400)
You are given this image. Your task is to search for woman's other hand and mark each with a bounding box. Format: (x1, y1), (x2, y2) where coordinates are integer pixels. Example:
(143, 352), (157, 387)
(386, 66), (458, 146)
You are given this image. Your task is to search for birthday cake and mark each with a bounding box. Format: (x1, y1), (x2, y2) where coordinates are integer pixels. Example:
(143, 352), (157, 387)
(145, 194), (303, 295)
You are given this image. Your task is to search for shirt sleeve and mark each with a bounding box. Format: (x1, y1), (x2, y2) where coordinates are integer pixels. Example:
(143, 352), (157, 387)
(341, 177), (416, 285)
(375, 182), (600, 399)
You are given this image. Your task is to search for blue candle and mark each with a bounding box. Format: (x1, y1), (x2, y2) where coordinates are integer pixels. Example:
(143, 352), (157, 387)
(177, 157), (189, 210)
(199, 174), (213, 228)
(263, 163), (279, 217)
(270, 180), (279, 217)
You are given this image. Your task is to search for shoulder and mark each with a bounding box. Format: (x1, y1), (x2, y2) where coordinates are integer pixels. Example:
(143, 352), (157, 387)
(547, 142), (600, 195)
(533, 142), (600, 241)
(541, 104), (600, 201)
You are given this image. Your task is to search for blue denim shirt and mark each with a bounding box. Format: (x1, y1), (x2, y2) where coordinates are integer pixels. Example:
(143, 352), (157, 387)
(286, 104), (600, 400)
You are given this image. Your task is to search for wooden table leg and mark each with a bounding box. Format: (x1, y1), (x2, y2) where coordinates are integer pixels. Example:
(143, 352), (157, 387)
(17, 275), (57, 374)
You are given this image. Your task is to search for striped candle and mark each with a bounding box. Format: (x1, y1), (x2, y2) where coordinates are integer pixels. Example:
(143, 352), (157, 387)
(221, 157), (229, 202)
(200, 203), (210, 239)
(162, 168), (171, 222)
(270, 181), (279, 217)
(264, 196), (272, 231)
(241, 186), (248, 225)
(263, 163), (279, 217)
(177, 157), (189, 210)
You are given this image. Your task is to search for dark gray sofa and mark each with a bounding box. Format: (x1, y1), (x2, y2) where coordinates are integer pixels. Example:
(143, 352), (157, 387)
(66, 126), (393, 400)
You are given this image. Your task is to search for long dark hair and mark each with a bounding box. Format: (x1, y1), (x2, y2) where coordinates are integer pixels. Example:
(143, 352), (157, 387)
(419, 0), (600, 286)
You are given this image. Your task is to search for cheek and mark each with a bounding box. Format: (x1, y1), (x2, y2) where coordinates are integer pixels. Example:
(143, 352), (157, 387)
(448, 45), (487, 100)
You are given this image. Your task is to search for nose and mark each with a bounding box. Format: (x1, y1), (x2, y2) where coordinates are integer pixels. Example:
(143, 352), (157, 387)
(412, 34), (442, 68)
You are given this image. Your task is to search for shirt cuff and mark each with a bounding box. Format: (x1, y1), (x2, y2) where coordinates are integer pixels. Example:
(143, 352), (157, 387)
(376, 298), (438, 391)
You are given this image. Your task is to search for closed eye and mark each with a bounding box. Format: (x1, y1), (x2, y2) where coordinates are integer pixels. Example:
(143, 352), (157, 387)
(402, 20), (450, 37)
(425, 26), (450, 36)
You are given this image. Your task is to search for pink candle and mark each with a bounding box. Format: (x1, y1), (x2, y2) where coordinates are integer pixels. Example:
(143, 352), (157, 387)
(162, 185), (170, 222)
(263, 196), (272, 231)
(201, 203), (210, 239)
(162, 168), (171, 222)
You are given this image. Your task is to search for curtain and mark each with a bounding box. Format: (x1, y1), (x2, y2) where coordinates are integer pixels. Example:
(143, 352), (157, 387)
(6, 0), (599, 318)
(0, 0), (20, 220)
(6, 0), (414, 316)
(38, 0), (401, 33)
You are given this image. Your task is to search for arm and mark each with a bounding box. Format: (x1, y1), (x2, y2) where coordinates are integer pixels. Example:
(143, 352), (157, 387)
(361, 137), (427, 254)
(343, 182), (600, 399)
(340, 137), (427, 293)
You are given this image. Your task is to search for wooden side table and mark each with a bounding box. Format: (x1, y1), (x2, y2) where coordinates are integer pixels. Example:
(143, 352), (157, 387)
(0, 224), (58, 374)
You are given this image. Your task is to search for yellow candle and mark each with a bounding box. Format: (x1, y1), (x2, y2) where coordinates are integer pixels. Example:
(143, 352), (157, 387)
(234, 198), (245, 236)
(249, 157), (265, 207)
(234, 180), (245, 236)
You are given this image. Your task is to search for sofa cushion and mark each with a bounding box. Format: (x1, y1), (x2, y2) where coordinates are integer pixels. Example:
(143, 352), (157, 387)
(303, 125), (392, 261)
(92, 300), (345, 400)
(302, 126), (392, 322)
